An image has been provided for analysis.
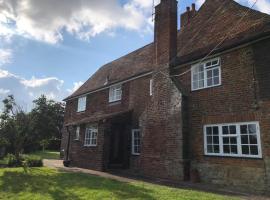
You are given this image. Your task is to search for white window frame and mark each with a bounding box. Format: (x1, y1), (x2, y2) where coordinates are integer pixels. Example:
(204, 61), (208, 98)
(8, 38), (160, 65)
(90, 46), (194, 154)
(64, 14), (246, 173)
(84, 127), (98, 147)
(150, 79), (153, 96)
(132, 129), (141, 155)
(75, 126), (80, 140)
(109, 84), (122, 103)
(204, 122), (262, 158)
(191, 57), (221, 91)
(77, 96), (86, 112)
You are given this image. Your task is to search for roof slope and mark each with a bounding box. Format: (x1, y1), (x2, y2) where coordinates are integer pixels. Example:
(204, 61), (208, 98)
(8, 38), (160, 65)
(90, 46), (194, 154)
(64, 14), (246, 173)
(66, 0), (270, 100)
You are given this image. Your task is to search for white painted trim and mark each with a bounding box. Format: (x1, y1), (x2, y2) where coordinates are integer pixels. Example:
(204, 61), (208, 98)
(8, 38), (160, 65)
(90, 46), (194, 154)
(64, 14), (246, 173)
(191, 57), (222, 91)
(109, 84), (122, 103)
(149, 79), (153, 96)
(84, 127), (98, 147)
(66, 71), (153, 101)
(132, 129), (141, 155)
(75, 126), (80, 141)
(203, 121), (262, 159)
(77, 96), (87, 112)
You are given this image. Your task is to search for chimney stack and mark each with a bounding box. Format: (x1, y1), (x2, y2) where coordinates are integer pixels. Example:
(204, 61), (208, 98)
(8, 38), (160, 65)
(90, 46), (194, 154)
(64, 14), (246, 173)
(154, 0), (178, 66)
(181, 3), (197, 27)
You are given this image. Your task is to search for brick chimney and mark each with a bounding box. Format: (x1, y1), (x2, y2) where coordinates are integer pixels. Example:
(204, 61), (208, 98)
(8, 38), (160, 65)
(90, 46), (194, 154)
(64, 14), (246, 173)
(181, 3), (197, 27)
(154, 0), (177, 66)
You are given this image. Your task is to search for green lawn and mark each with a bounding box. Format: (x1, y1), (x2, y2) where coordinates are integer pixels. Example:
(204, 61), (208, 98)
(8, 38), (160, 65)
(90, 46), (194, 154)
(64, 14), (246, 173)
(30, 151), (60, 160)
(0, 167), (240, 200)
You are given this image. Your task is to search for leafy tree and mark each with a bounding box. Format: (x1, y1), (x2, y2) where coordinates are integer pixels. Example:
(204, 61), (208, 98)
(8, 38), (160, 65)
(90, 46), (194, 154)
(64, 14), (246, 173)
(0, 95), (33, 159)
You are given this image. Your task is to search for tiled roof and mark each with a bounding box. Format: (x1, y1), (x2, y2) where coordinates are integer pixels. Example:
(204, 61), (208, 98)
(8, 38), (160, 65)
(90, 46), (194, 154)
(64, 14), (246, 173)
(65, 0), (270, 100)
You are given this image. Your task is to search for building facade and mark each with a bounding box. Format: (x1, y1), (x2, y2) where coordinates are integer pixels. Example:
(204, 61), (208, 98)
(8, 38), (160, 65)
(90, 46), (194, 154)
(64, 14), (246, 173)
(61, 0), (270, 193)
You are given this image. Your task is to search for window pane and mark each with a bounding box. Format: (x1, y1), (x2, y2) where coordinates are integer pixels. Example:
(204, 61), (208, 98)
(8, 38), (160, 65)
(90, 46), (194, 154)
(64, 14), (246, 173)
(249, 135), (258, 144)
(223, 145), (230, 153)
(248, 124), (256, 134)
(213, 127), (219, 135)
(241, 135), (249, 144)
(240, 125), (247, 134)
(242, 145), (250, 155)
(213, 145), (220, 153)
(207, 145), (213, 153)
(250, 146), (258, 155)
(213, 136), (219, 144)
(213, 68), (219, 76)
(206, 127), (212, 135)
(222, 126), (229, 135)
(231, 145), (238, 154)
(207, 78), (212, 86)
(207, 136), (212, 144)
(223, 137), (229, 144)
(199, 80), (204, 88)
(230, 137), (237, 144)
(207, 70), (212, 78)
(229, 126), (236, 134)
(214, 77), (220, 85)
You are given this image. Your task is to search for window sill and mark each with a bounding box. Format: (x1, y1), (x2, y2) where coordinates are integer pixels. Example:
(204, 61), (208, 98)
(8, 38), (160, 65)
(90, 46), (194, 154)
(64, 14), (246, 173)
(108, 100), (121, 106)
(84, 145), (97, 147)
(76, 111), (86, 114)
(132, 153), (140, 156)
(204, 154), (263, 160)
(191, 83), (222, 92)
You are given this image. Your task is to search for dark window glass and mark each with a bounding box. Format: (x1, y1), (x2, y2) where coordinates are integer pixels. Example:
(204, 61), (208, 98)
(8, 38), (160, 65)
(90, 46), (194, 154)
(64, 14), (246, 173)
(240, 125), (247, 134)
(223, 145), (230, 153)
(242, 145), (250, 155)
(248, 124), (256, 134)
(213, 126), (219, 135)
(222, 126), (229, 135)
(250, 146), (258, 155)
(229, 126), (236, 134)
(249, 135), (258, 144)
(241, 136), (249, 144)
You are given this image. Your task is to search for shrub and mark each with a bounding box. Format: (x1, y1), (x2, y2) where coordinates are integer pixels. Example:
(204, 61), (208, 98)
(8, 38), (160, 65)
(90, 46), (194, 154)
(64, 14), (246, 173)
(6, 154), (22, 167)
(4, 154), (43, 168)
(23, 155), (43, 167)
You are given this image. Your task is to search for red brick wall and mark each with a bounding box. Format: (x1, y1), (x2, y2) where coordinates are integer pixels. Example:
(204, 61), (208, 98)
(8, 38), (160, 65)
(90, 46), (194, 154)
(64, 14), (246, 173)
(174, 41), (270, 192)
(62, 75), (152, 171)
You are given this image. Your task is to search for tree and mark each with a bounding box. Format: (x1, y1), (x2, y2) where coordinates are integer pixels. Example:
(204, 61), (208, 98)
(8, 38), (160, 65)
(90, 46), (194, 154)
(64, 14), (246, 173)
(31, 95), (65, 151)
(0, 95), (33, 159)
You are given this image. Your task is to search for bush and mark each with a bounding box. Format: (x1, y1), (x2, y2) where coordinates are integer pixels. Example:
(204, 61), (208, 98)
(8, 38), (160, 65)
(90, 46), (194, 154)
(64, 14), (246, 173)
(6, 154), (22, 167)
(4, 154), (43, 168)
(23, 155), (43, 167)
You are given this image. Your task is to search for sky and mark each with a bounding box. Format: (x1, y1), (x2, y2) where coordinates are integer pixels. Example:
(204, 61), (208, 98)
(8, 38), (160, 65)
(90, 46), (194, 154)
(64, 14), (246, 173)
(0, 0), (270, 111)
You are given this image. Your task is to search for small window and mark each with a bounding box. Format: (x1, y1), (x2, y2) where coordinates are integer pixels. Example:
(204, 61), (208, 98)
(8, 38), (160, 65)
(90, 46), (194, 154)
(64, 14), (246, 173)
(84, 127), (98, 146)
(150, 79), (153, 96)
(75, 126), (80, 140)
(77, 96), (86, 112)
(191, 58), (221, 91)
(204, 122), (262, 158)
(132, 129), (141, 155)
(109, 84), (122, 103)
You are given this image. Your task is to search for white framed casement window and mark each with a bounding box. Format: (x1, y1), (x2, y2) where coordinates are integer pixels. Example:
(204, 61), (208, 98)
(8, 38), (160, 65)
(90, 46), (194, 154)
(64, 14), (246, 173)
(149, 79), (153, 96)
(75, 126), (80, 140)
(84, 127), (98, 147)
(77, 96), (86, 112)
(204, 122), (262, 158)
(109, 84), (122, 103)
(132, 129), (141, 155)
(191, 57), (221, 91)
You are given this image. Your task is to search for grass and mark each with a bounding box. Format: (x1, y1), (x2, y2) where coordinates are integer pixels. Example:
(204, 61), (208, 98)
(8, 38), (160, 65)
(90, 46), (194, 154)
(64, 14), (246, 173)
(29, 151), (60, 160)
(0, 167), (240, 200)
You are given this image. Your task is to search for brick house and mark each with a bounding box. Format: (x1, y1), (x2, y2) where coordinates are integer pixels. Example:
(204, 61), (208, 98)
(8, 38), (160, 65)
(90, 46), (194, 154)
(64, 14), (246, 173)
(61, 0), (270, 193)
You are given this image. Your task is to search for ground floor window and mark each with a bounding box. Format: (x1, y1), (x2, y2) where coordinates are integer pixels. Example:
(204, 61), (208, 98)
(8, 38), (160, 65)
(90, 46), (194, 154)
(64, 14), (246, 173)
(84, 127), (98, 146)
(132, 129), (141, 155)
(204, 122), (262, 158)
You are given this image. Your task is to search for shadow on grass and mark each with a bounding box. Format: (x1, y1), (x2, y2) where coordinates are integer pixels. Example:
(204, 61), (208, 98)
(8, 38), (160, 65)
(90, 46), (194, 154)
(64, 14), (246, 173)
(0, 168), (155, 200)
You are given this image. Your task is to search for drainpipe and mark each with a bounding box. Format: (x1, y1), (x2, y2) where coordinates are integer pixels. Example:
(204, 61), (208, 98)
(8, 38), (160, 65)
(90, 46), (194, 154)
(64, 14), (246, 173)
(63, 126), (71, 167)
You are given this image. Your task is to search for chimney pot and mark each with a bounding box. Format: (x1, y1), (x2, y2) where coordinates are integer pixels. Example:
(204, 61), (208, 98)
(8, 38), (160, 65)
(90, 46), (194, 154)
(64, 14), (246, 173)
(186, 6), (190, 12)
(192, 3), (196, 11)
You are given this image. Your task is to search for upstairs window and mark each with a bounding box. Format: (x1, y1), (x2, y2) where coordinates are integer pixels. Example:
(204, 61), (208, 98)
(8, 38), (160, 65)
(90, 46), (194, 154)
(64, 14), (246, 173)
(191, 58), (221, 91)
(75, 126), (80, 140)
(77, 96), (86, 112)
(84, 127), (98, 147)
(109, 84), (122, 103)
(204, 122), (262, 158)
(132, 129), (141, 155)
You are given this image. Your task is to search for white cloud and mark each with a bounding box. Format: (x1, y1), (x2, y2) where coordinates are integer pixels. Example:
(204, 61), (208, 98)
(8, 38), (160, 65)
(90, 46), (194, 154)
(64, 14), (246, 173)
(0, 0), (155, 44)
(0, 69), (68, 111)
(0, 49), (12, 66)
(67, 81), (84, 93)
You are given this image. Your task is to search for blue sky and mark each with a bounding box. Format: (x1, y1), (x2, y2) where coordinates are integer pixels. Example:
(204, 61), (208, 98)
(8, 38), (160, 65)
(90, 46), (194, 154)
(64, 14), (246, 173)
(0, 0), (270, 110)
